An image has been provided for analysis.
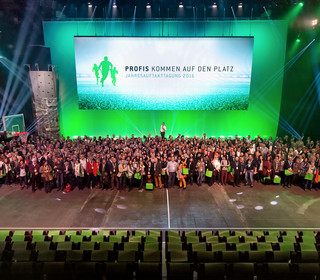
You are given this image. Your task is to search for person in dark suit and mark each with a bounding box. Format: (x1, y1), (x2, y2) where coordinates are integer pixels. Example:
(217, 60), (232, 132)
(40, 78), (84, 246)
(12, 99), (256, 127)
(29, 157), (41, 193)
(188, 157), (197, 186)
(231, 156), (241, 187)
(161, 157), (168, 188)
(110, 157), (119, 190)
(145, 160), (154, 185)
(100, 158), (110, 190)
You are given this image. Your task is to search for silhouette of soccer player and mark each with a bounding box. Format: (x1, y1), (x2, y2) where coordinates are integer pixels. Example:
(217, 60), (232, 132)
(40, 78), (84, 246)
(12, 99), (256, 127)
(99, 56), (113, 87)
(92, 64), (100, 85)
(111, 66), (118, 86)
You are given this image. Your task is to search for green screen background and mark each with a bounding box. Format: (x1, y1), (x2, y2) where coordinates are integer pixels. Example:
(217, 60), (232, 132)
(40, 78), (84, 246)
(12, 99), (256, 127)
(43, 20), (288, 138)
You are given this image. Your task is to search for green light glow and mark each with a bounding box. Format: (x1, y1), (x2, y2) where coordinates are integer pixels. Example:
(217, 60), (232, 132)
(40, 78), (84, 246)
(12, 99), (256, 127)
(296, 38), (301, 43)
(284, 2), (304, 21)
(43, 20), (288, 139)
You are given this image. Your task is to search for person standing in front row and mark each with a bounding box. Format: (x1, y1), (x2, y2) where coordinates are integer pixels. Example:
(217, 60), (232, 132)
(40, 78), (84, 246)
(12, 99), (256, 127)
(167, 157), (178, 188)
(160, 122), (167, 139)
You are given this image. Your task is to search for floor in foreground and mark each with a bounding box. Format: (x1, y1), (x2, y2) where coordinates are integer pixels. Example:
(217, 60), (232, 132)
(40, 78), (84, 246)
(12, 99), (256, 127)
(0, 182), (319, 229)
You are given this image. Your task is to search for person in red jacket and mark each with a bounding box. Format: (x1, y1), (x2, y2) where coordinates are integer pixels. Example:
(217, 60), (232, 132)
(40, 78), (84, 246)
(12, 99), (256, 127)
(86, 157), (94, 188)
(92, 158), (100, 188)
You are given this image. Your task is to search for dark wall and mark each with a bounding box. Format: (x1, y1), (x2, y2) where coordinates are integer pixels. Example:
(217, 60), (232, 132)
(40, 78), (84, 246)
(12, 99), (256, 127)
(278, 28), (320, 140)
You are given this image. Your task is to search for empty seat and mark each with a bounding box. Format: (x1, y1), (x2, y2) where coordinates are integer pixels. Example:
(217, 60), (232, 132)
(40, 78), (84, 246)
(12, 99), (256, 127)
(228, 263), (255, 280)
(7, 262), (43, 280)
(191, 243), (208, 252)
(183, 230), (198, 237)
(143, 242), (160, 251)
(133, 230), (147, 236)
(167, 263), (193, 280)
(65, 230), (77, 236)
(56, 242), (73, 251)
(145, 236), (160, 243)
(136, 263), (162, 280)
(105, 262), (134, 280)
(80, 241), (95, 251)
(248, 251), (269, 263)
(90, 235), (104, 242)
(211, 243), (227, 251)
(296, 263), (320, 279)
(37, 250), (56, 262)
(128, 236), (142, 242)
(65, 250), (84, 262)
(198, 263), (226, 280)
(70, 235), (83, 243)
(98, 230), (110, 236)
(43, 262), (73, 280)
(167, 242), (185, 251)
(261, 263), (292, 280)
(120, 242), (140, 251)
(74, 262), (99, 280)
(99, 242), (116, 251)
(272, 251), (291, 262)
(81, 230), (93, 236)
(117, 250), (137, 262)
(148, 230), (161, 236)
(299, 251), (320, 263)
(167, 251), (189, 262)
(91, 250), (112, 262)
(299, 243), (317, 252)
(11, 241), (29, 250)
(108, 236), (122, 243)
(12, 249), (33, 262)
(35, 241), (53, 251)
(167, 231), (180, 237)
(194, 251), (215, 263)
(222, 251), (240, 262)
(52, 235), (66, 242)
(141, 251), (162, 262)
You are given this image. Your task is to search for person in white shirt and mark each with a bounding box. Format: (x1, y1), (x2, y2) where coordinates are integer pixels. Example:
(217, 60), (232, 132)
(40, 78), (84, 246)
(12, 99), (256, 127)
(160, 122), (167, 139)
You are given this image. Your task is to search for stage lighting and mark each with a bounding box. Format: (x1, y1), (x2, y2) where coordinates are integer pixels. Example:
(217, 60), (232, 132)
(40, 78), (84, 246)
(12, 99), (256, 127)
(88, 2), (92, 8)
(146, 3), (151, 8)
(299, 2), (304, 6)
(179, 2), (183, 8)
(113, 3), (117, 8)
(296, 38), (301, 43)
(212, 3), (217, 8)
(312, 19), (318, 26)
(238, 3), (243, 8)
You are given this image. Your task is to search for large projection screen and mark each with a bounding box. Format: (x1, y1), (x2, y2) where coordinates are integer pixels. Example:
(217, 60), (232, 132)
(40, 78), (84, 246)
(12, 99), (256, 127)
(74, 37), (254, 111)
(43, 20), (287, 138)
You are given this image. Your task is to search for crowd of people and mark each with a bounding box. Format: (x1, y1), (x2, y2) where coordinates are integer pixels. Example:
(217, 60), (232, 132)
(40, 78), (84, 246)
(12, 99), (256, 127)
(0, 133), (319, 193)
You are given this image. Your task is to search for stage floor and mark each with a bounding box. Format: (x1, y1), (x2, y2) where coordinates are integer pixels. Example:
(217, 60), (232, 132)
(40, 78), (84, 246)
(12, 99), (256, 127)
(0, 183), (320, 230)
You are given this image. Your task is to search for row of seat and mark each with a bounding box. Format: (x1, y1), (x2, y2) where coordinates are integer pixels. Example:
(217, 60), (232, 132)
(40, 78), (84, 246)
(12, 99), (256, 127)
(2, 248), (320, 263)
(1, 262), (319, 280)
(1, 229), (318, 238)
(1, 249), (162, 262)
(1, 241), (161, 251)
(169, 230), (318, 238)
(0, 229), (162, 237)
(0, 261), (161, 280)
(167, 250), (320, 263)
(166, 241), (319, 252)
(167, 235), (316, 243)
(2, 240), (318, 252)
